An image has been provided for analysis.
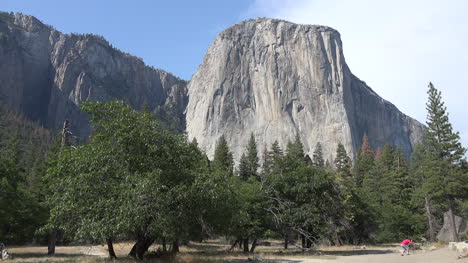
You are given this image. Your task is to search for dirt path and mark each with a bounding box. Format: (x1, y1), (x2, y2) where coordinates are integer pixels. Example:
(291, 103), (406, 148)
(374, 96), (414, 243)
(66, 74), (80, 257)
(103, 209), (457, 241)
(276, 248), (466, 263)
(6, 244), (467, 263)
(335, 248), (466, 263)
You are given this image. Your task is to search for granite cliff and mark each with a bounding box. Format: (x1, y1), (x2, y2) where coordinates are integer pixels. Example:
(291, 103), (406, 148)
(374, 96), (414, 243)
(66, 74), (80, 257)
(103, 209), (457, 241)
(185, 18), (424, 162)
(0, 12), (187, 136)
(0, 13), (423, 161)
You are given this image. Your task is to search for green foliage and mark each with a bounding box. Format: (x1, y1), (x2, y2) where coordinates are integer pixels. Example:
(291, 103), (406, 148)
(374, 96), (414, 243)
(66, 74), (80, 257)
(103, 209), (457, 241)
(262, 141), (283, 177)
(284, 135), (306, 169)
(0, 105), (53, 244)
(5, 81), (465, 248)
(267, 162), (343, 244)
(312, 142), (324, 167)
(408, 83), (468, 241)
(228, 178), (270, 242)
(354, 135), (374, 187)
(44, 101), (235, 246)
(334, 143), (352, 178)
(212, 135), (234, 176)
(422, 83), (467, 201)
(238, 134), (259, 180)
(424, 83), (466, 163)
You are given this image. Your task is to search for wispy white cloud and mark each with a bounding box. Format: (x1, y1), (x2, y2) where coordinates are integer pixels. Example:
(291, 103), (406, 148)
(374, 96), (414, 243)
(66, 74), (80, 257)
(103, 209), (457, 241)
(244, 0), (468, 147)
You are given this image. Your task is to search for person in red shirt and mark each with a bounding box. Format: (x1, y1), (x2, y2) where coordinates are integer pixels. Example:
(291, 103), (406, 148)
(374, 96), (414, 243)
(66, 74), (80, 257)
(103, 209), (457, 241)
(400, 239), (413, 256)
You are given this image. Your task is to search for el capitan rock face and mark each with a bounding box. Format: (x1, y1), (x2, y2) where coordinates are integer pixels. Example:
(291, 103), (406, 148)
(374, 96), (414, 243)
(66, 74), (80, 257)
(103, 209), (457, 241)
(185, 18), (424, 162)
(0, 13), (423, 161)
(0, 12), (187, 136)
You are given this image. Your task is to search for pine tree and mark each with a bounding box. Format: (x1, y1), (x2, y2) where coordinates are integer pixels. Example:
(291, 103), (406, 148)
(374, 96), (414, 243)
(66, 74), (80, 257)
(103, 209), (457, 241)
(374, 147), (383, 161)
(334, 143), (352, 178)
(270, 141), (283, 156)
(246, 133), (259, 178)
(312, 142), (324, 167)
(420, 82), (467, 241)
(284, 134), (306, 171)
(212, 135), (234, 176)
(239, 134), (259, 180)
(238, 153), (249, 180)
(424, 82), (465, 163)
(262, 141), (283, 176)
(411, 143), (441, 241)
(286, 134), (305, 161)
(354, 134), (374, 187)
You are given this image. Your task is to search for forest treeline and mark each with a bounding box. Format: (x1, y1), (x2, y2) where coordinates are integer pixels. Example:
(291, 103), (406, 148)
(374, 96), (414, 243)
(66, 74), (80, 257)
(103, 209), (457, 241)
(0, 83), (466, 259)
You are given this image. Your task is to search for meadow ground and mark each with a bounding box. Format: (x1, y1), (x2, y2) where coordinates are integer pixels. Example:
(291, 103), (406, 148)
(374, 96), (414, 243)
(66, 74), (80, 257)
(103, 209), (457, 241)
(4, 240), (466, 263)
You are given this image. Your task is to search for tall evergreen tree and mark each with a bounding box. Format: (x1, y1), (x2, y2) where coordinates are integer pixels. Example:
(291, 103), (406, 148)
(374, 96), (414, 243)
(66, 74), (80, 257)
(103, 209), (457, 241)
(420, 82), (467, 241)
(354, 134), (374, 187)
(262, 141), (283, 176)
(312, 142), (324, 167)
(238, 153), (250, 180)
(424, 82), (465, 163)
(212, 135), (234, 176)
(243, 133), (259, 179)
(334, 143), (352, 179)
(284, 134), (306, 171)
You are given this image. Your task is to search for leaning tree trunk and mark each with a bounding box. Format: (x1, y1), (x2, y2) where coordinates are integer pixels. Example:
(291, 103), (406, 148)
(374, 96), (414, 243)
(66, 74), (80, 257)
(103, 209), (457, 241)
(229, 240), (239, 251)
(162, 238), (167, 252)
(129, 237), (154, 260)
(250, 239), (257, 252)
(425, 197), (436, 241)
(106, 238), (117, 259)
(243, 238), (249, 253)
(306, 238), (312, 248)
(172, 240), (180, 253)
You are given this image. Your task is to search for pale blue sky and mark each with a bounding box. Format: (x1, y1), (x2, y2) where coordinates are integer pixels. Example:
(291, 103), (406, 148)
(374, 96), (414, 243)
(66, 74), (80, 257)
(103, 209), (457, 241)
(2, 0), (467, 148)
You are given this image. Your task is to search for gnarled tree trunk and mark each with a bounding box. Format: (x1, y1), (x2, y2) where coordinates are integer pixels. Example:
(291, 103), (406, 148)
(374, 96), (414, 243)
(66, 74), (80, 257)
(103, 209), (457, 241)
(106, 238), (117, 259)
(162, 238), (167, 252)
(243, 238), (249, 253)
(47, 231), (57, 255)
(172, 240), (179, 253)
(250, 239), (257, 252)
(128, 237), (154, 260)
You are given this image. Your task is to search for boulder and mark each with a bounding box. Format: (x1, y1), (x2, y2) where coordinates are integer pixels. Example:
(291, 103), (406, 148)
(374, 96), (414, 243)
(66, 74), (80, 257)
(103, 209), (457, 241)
(436, 212), (467, 242)
(454, 241), (468, 258)
(0, 243), (10, 260)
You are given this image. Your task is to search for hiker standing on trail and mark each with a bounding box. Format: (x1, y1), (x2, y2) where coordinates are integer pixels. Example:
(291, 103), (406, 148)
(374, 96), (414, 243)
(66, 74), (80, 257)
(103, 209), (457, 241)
(400, 239), (413, 256)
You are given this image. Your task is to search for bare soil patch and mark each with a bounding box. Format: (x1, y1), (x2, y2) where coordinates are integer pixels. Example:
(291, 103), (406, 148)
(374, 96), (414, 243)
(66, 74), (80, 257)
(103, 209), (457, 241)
(4, 240), (465, 263)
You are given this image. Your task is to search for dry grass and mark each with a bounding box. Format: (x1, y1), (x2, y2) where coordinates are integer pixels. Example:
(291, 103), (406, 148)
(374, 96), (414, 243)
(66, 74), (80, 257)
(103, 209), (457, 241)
(4, 240), (335, 263)
(5, 240), (454, 263)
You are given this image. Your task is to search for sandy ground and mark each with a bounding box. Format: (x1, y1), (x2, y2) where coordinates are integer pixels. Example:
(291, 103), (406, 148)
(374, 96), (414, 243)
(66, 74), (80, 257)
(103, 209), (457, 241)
(5, 242), (467, 263)
(292, 248), (467, 263)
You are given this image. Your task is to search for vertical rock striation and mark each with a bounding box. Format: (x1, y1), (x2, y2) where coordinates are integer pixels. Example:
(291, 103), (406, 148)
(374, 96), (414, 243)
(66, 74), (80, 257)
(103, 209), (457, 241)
(185, 18), (423, 162)
(0, 12), (187, 136)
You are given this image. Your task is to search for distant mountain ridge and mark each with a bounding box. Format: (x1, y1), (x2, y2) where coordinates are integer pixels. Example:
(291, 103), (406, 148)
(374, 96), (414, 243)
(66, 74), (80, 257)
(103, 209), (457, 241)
(0, 12), (423, 161)
(0, 11), (187, 136)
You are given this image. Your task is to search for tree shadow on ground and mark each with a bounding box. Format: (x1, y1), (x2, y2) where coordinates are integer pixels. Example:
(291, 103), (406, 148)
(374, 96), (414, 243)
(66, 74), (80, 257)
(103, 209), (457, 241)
(225, 260), (304, 263)
(9, 252), (87, 258)
(320, 249), (394, 256)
